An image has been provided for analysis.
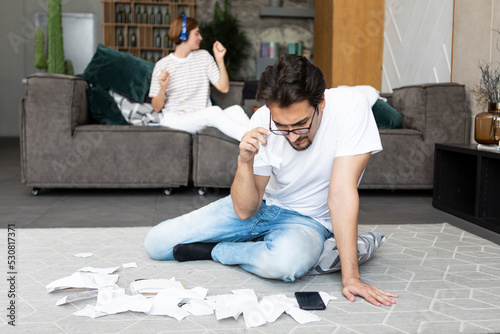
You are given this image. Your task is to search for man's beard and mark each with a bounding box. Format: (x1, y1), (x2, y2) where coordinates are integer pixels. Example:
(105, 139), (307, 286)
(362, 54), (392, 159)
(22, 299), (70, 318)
(286, 136), (312, 151)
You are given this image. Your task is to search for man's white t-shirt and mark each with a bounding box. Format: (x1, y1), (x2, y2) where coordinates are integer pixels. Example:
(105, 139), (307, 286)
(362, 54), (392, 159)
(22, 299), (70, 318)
(149, 50), (220, 114)
(251, 87), (382, 232)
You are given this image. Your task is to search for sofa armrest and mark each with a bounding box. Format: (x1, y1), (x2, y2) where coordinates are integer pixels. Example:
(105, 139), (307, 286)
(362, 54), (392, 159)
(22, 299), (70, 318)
(24, 73), (90, 132)
(20, 74), (89, 184)
(392, 83), (470, 143)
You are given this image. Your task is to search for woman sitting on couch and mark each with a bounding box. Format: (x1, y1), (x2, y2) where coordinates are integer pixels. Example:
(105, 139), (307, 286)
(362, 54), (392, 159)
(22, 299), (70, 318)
(149, 16), (249, 141)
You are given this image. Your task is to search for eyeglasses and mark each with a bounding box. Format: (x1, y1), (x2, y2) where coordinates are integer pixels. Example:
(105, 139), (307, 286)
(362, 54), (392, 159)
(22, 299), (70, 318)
(269, 105), (318, 135)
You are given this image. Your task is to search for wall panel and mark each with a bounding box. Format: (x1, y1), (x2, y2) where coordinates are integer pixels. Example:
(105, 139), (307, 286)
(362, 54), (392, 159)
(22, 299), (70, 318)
(382, 0), (454, 92)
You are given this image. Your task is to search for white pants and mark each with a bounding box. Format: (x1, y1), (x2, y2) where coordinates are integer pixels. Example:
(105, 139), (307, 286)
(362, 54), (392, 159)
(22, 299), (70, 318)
(159, 105), (250, 141)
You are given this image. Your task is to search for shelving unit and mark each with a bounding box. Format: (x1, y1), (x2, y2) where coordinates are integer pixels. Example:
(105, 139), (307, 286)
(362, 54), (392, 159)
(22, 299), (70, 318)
(102, 0), (195, 63)
(433, 143), (500, 233)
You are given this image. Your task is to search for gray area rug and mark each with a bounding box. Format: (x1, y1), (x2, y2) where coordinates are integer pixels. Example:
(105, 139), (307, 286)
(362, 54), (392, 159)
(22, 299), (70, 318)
(1, 223), (500, 333)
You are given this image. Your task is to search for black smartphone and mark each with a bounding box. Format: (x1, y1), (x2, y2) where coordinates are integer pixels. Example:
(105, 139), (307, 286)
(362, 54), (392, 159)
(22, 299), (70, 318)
(294, 291), (326, 310)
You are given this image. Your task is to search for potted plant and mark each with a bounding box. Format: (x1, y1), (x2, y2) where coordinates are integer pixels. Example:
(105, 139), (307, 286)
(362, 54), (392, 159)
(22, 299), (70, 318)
(34, 0), (73, 75)
(473, 31), (500, 145)
(199, 0), (249, 80)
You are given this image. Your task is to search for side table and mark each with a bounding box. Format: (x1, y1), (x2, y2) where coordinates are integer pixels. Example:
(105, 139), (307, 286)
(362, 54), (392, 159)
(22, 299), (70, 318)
(433, 143), (500, 233)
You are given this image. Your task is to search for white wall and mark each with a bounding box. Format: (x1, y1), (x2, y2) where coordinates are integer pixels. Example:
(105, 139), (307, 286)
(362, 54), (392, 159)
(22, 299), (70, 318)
(0, 0), (102, 138)
(382, 0), (454, 93)
(35, 12), (96, 75)
(453, 0), (500, 143)
(0, 0), (25, 137)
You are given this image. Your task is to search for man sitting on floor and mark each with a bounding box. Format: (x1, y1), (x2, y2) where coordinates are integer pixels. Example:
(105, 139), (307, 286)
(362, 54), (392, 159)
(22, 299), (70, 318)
(144, 54), (398, 306)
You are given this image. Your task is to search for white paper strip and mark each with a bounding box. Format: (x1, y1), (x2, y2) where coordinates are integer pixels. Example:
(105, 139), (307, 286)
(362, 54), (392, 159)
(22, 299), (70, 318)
(46, 272), (119, 293)
(78, 266), (120, 274)
(122, 262), (138, 268)
(72, 252), (94, 258)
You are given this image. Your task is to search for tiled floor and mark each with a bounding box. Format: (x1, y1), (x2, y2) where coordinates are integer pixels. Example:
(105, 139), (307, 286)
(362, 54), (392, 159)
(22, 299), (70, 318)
(1, 138), (500, 333)
(2, 223), (500, 333)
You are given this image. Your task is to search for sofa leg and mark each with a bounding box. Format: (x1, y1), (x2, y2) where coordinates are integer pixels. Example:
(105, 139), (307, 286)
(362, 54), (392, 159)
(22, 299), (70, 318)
(163, 188), (172, 196)
(32, 187), (41, 196)
(197, 187), (207, 196)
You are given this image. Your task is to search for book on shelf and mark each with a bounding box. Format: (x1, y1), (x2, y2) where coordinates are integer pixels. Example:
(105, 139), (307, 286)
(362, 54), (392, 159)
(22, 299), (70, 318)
(260, 42), (278, 59)
(260, 42), (304, 58)
(288, 42), (302, 56)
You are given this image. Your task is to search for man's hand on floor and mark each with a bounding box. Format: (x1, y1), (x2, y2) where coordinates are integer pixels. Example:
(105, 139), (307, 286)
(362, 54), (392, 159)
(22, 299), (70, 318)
(342, 277), (399, 306)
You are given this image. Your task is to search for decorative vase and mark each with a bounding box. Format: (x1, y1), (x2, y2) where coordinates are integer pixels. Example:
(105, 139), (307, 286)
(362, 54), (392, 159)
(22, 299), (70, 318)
(475, 103), (500, 144)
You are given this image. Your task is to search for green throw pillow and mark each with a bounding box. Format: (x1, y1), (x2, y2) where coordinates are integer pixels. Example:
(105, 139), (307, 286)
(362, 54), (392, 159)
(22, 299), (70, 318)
(83, 44), (154, 102)
(371, 99), (402, 129)
(87, 86), (129, 125)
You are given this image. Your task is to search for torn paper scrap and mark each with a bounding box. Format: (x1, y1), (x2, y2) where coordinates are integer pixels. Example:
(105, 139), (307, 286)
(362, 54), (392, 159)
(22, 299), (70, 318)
(259, 296), (288, 323)
(265, 294), (299, 311)
(189, 287), (209, 299)
(131, 278), (211, 320)
(55, 290), (99, 306)
(73, 305), (107, 319)
(181, 298), (214, 316)
(95, 288), (152, 315)
(46, 272), (119, 293)
(148, 285), (210, 319)
(54, 274), (329, 327)
(214, 294), (245, 321)
(231, 289), (259, 303)
(178, 287), (208, 300)
(78, 266), (120, 274)
(122, 262), (137, 268)
(147, 289), (190, 321)
(73, 252), (94, 258)
(286, 307), (321, 325)
(256, 294), (321, 326)
(56, 296), (68, 306)
(319, 291), (337, 306)
(130, 278), (184, 296)
(241, 302), (267, 328)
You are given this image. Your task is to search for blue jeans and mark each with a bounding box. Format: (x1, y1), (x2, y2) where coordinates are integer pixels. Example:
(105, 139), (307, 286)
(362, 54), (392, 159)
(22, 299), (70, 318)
(144, 195), (333, 282)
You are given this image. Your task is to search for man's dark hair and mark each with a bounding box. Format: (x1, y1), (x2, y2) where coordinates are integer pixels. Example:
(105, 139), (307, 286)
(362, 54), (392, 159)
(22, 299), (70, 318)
(256, 54), (325, 108)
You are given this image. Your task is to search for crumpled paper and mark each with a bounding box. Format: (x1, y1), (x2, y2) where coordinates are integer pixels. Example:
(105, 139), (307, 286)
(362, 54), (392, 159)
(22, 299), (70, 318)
(49, 268), (337, 328)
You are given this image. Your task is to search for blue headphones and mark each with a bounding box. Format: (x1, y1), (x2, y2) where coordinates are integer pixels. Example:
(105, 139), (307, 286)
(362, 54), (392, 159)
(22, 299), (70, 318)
(179, 16), (188, 42)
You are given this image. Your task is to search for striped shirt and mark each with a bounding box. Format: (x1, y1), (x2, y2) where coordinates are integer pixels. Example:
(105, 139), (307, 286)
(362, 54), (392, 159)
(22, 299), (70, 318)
(149, 50), (220, 113)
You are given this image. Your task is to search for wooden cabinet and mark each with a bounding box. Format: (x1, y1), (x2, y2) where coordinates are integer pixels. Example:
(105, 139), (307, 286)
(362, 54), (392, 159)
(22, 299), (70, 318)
(313, 0), (385, 90)
(102, 0), (195, 62)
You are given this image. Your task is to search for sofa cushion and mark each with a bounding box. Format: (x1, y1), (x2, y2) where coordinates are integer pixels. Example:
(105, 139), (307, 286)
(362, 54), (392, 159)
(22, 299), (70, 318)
(87, 86), (129, 125)
(82, 44), (154, 102)
(372, 99), (402, 129)
(307, 232), (386, 275)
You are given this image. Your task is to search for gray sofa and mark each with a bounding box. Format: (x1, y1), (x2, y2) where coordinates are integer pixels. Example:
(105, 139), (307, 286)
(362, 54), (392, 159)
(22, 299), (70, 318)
(195, 82), (471, 191)
(20, 73), (191, 195)
(20, 74), (470, 195)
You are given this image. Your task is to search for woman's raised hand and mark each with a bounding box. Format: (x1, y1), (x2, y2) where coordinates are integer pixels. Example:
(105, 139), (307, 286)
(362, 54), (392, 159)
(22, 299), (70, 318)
(158, 69), (170, 89)
(213, 41), (227, 61)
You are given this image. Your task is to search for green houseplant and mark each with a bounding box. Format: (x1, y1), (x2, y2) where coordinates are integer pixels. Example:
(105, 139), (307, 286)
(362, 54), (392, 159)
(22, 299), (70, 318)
(199, 0), (249, 80)
(34, 0), (73, 75)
